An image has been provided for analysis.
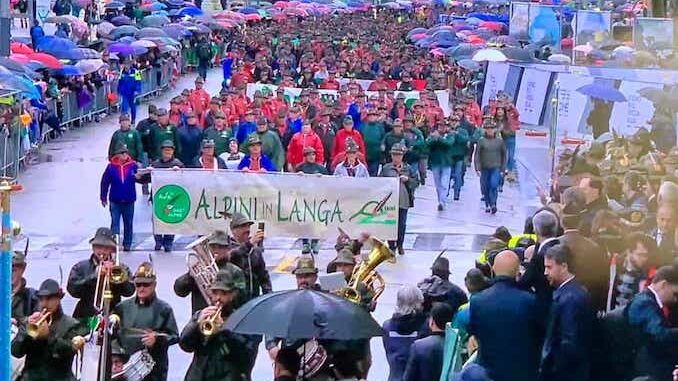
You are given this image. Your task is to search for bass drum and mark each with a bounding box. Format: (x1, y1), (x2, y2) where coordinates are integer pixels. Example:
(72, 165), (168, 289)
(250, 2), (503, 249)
(11, 324), (25, 381)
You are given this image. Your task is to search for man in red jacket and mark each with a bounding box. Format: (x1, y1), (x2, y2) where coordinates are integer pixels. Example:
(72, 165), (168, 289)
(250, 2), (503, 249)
(332, 116), (366, 162)
(286, 120), (325, 171)
(320, 69), (341, 90)
(189, 76), (210, 127)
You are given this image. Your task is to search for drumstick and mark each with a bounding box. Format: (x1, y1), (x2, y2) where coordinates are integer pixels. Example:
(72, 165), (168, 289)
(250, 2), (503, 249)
(122, 328), (172, 338)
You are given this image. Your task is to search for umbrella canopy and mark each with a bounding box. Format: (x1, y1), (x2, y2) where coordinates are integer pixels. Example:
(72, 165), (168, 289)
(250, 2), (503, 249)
(9, 54), (30, 64)
(50, 65), (82, 77)
(225, 289), (383, 340)
(108, 42), (148, 56)
(488, 35), (518, 47)
(36, 36), (76, 53)
(240, 5), (260, 13)
(450, 43), (480, 59)
(28, 53), (63, 69)
(75, 59), (107, 74)
(25, 61), (47, 71)
(188, 24), (211, 34)
(97, 21), (116, 36)
(638, 87), (678, 107)
(104, 1), (125, 8)
(547, 54), (571, 63)
(573, 44), (593, 54)
(0, 73), (41, 99)
(136, 27), (168, 38)
(111, 15), (133, 26)
(132, 40), (157, 48)
(111, 25), (140, 39)
(501, 46), (534, 62)
(44, 15), (80, 24)
(178, 6), (204, 16)
(472, 48), (507, 62)
(457, 58), (480, 70)
(141, 2), (167, 11)
(141, 14), (171, 27)
(11, 42), (34, 55)
(0, 57), (35, 75)
(577, 83), (626, 102)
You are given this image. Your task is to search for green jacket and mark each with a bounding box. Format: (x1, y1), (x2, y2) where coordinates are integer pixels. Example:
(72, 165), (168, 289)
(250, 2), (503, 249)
(403, 127), (426, 163)
(179, 310), (250, 381)
(11, 308), (88, 381)
(449, 128), (470, 159)
(361, 122), (386, 162)
(426, 132), (456, 168)
(108, 128), (143, 161)
(11, 279), (39, 321)
(114, 296), (179, 381)
(150, 123), (182, 161)
(202, 126), (233, 157)
(242, 130), (285, 171)
(382, 131), (409, 159)
(380, 162), (419, 208)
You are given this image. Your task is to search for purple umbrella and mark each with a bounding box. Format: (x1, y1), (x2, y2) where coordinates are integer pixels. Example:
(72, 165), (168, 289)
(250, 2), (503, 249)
(111, 15), (133, 26)
(108, 42), (149, 56)
(577, 83), (627, 102)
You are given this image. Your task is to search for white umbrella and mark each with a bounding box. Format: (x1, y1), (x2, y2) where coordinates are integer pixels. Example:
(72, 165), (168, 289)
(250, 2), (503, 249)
(548, 54), (571, 63)
(74, 59), (107, 74)
(472, 48), (507, 62)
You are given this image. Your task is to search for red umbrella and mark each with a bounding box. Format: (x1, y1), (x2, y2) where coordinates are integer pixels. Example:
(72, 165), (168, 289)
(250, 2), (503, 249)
(28, 53), (63, 69)
(9, 54), (30, 64)
(274, 1), (289, 7)
(479, 21), (503, 32)
(244, 13), (262, 21)
(11, 42), (34, 55)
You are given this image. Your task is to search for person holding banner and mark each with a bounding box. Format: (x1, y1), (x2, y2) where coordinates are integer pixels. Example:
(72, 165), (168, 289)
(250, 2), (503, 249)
(334, 141), (369, 178)
(333, 116), (366, 165)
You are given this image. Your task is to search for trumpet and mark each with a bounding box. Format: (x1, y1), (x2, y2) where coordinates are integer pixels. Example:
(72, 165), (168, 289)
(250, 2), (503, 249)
(340, 237), (393, 304)
(26, 310), (53, 338)
(199, 305), (223, 336)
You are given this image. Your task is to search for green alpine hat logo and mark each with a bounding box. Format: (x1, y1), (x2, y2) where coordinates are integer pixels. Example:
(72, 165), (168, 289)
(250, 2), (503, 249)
(153, 184), (191, 224)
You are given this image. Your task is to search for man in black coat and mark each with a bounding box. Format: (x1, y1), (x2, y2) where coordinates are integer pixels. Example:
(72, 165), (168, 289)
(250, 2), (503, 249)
(627, 265), (678, 381)
(11, 251), (39, 323)
(540, 244), (594, 381)
(66, 228), (134, 320)
(403, 303), (455, 381)
(649, 203), (677, 266)
(469, 250), (542, 381)
(417, 256), (468, 313)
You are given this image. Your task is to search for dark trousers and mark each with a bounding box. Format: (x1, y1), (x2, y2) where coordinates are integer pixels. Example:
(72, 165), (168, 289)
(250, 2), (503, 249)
(110, 201), (134, 248)
(154, 234), (175, 250)
(389, 208), (408, 250)
(120, 95), (137, 123)
(480, 168), (502, 208)
(197, 64), (208, 80)
(367, 160), (380, 176)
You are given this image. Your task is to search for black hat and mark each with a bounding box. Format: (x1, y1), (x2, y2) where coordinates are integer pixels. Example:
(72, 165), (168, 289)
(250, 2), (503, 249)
(37, 279), (63, 297)
(208, 230), (232, 247)
(89, 227), (117, 248)
(431, 256), (450, 275)
(201, 139), (215, 148)
(430, 302), (455, 329)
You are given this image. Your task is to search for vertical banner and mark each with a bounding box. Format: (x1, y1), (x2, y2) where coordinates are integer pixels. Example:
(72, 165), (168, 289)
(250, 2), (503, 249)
(528, 5), (561, 46)
(481, 62), (510, 108)
(609, 81), (660, 136)
(516, 68), (552, 125)
(509, 2), (530, 39)
(634, 17), (675, 50)
(555, 73), (594, 136)
(575, 10), (612, 46)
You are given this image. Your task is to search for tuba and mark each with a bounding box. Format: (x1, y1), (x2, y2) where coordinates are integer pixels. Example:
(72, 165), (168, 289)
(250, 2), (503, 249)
(186, 235), (219, 303)
(339, 237), (393, 304)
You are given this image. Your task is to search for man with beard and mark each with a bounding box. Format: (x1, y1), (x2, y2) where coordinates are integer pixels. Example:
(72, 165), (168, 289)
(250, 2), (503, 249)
(174, 231), (248, 314)
(179, 269), (251, 381)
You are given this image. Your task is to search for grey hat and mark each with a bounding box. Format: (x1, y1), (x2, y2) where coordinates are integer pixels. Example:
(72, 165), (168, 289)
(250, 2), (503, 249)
(37, 279), (63, 297)
(89, 227), (117, 248)
(229, 212), (254, 230)
(292, 255), (319, 275)
(12, 251), (26, 266)
(112, 143), (129, 156)
(334, 248), (356, 265)
(133, 262), (156, 284)
(161, 140), (175, 149)
(209, 230), (232, 247)
(342, 116), (354, 125)
(119, 113), (131, 122)
(202, 139), (215, 148)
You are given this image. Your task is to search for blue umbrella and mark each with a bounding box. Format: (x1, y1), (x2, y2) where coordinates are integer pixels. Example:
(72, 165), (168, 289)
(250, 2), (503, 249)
(136, 27), (168, 38)
(467, 12), (500, 22)
(0, 73), (41, 99)
(36, 36), (76, 53)
(50, 65), (82, 77)
(109, 43), (149, 56)
(152, 10), (169, 16)
(178, 6), (203, 16)
(141, 2), (167, 11)
(52, 48), (102, 60)
(25, 61), (47, 71)
(240, 6), (259, 14)
(577, 83), (627, 102)
(111, 15), (133, 26)
(110, 25), (140, 39)
(104, 1), (125, 8)
(141, 14), (171, 27)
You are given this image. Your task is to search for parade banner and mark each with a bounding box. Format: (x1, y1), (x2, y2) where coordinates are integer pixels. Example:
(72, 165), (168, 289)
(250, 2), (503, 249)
(575, 10), (611, 46)
(555, 72), (594, 136)
(509, 2), (529, 39)
(634, 17), (675, 50)
(151, 169), (400, 239)
(609, 80), (659, 136)
(515, 68), (552, 125)
(246, 83), (451, 116)
(481, 62), (510, 108)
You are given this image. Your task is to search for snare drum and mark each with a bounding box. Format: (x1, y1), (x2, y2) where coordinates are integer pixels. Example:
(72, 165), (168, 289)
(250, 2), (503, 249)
(297, 339), (328, 377)
(112, 350), (155, 381)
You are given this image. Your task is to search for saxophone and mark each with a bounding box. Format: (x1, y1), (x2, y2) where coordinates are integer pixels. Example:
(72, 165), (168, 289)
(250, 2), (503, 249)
(186, 235), (219, 303)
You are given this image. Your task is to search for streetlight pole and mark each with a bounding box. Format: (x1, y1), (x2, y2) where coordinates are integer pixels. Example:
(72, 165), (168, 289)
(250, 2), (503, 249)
(0, 0), (10, 56)
(0, 179), (21, 381)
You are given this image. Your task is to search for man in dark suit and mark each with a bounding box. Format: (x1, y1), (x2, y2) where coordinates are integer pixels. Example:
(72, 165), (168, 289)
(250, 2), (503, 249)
(470, 250), (542, 381)
(520, 209), (560, 313)
(559, 187), (610, 312)
(403, 302), (455, 381)
(578, 176), (608, 237)
(649, 203), (677, 267)
(627, 265), (678, 381)
(540, 244), (594, 381)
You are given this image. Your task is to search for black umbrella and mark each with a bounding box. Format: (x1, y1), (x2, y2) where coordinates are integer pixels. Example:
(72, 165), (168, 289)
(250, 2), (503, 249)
(225, 289), (383, 340)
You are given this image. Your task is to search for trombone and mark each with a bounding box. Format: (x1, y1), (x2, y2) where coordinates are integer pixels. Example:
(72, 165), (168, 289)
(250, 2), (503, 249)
(94, 235), (128, 312)
(26, 309), (52, 339)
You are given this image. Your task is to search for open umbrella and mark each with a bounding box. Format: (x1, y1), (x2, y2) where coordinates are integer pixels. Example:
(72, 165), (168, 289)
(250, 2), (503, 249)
(132, 40), (157, 48)
(244, 13), (263, 21)
(28, 53), (63, 69)
(488, 35), (518, 47)
(141, 2), (167, 11)
(104, 1), (125, 8)
(9, 54), (30, 64)
(111, 15), (133, 26)
(25, 61), (47, 71)
(573, 44), (593, 54)
(547, 54), (571, 64)
(0, 57), (35, 75)
(457, 58), (480, 70)
(36, 36), (76, 53)
(577, 83), (626, 102)
(50, 65), (82, 77)
(111, 25), (140, 39)
(0, 73), (41, 99)
(11, 42), (34, 55)
(178, 6), (204, 16)
(108, 42), (138, 56)
(501, 46), (534, 62)
(472, 48), (507, 62)
(136, 27), (168, 38)
(225, 289), (383, 340)
(638, 87), (678, 107)
(97, 21), (116, 36)
(141, 14), (171, 27)
(75, 59), (107, 74)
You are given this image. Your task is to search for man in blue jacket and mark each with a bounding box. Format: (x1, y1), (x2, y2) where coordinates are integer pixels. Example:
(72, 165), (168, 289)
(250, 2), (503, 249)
(117, 61), (142, 124)
(100, 144), (140, 251)
(540, 244), (594, 381)
(469, 250), (542, 381)
(403, 302), (455, 381)
(627, 265), (678, 381)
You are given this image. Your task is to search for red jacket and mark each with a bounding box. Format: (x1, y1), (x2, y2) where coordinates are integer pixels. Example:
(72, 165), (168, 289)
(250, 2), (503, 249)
(189, 89), (210, 121)
(320, 79), (340, 90)
(287, 131), (325, 167)
(332, 128), (366, 161)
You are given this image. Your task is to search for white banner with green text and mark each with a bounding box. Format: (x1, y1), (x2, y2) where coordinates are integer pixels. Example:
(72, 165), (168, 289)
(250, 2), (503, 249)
(151, 169), (400, 239)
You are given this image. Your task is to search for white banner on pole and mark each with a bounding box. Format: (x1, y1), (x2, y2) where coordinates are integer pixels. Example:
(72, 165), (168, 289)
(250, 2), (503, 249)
(515, 68), (552, 125)
(151, 169), (400, 239)
(246, 84), (451, 116)
(481, 62), (510, 108)
(555, 73), (594, 136)
(609, 80), (659, 136)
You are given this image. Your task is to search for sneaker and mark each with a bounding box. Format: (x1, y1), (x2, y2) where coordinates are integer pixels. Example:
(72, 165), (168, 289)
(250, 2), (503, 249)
(454, 195), (460, 201)
(491, 206), (497, 215)
(397, 246), (405, 256)
(485, 206), (491, 213)
(437, 204), (443, 211)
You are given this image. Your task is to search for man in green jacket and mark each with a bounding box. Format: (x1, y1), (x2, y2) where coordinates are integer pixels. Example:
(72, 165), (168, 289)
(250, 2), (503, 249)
(448, 115), (470, 202)
(149, 108), (182, 161)
(108, 113), (143, 161)
(11, 279), (88, 381)
(382, 119), (409, 163)
(202, 110), (232, 156)
(242, 118), (285, 171)
(426, 118), (456, 211)
(402, 116), (426, 176)
(362, 109), (386, 175)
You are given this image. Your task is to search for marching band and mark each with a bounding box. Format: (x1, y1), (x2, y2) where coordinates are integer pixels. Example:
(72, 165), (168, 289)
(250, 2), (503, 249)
(9, 217), (386, 381)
